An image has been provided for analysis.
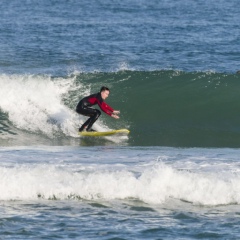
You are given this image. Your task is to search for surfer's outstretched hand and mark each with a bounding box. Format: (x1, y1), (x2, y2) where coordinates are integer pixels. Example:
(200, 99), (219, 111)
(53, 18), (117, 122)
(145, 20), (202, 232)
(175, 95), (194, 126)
(112, 110), (120, 119)
(112, 114), (119, 119)
(113, 110), (120, 115)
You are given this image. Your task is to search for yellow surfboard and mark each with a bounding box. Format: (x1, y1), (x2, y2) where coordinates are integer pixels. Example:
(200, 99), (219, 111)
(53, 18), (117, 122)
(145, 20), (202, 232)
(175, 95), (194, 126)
(79, 129), (130, 137)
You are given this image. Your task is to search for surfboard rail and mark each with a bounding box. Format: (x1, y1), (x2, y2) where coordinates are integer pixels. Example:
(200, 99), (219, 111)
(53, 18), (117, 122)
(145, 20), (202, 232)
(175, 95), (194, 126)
(78, 129), (130, 137)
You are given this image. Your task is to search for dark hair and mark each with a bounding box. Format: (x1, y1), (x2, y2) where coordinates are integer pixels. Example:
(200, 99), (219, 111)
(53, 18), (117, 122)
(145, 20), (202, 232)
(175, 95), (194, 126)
(100, 86), (110, 92)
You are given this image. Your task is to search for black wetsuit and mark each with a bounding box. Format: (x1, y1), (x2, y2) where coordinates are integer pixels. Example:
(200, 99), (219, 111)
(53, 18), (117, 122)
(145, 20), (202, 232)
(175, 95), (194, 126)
(76, 92), (114, 131)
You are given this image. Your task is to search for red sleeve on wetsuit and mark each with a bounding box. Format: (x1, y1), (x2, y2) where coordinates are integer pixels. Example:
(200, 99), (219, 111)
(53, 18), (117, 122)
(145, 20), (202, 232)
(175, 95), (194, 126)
(98, 101), (114, 116)
(87, 93), (114, 116)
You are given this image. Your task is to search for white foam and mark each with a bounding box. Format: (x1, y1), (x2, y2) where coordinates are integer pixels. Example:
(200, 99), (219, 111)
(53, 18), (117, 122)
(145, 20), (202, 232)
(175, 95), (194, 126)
(0, 74), (114, 138)
(1, 162), (240, 205)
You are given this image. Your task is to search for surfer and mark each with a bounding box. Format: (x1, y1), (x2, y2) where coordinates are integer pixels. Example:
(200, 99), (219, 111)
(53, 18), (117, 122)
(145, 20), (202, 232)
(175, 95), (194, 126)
(76, 86), (120, 132)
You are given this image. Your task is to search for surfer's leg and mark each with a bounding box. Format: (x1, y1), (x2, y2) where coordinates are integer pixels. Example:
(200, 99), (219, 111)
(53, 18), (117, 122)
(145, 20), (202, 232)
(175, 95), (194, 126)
(77, 108), (101, 131)
(79, 118), (91, 132)
(86, 109), (101, 131)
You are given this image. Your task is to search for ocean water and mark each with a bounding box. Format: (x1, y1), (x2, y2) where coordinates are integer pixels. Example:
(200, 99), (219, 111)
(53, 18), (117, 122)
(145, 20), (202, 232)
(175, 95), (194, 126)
(1, 0), (240, 239)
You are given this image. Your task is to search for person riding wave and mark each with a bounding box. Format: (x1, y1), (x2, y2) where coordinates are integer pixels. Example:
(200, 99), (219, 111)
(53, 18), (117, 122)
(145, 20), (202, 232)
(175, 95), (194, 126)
(76, 86), (120, 132)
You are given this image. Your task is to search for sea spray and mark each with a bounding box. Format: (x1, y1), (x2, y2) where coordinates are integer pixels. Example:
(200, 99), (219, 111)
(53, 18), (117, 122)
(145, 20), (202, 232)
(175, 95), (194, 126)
(0, 74), (77, 136)
(1, 160), (240, 205)
(0, 74), (113, 139)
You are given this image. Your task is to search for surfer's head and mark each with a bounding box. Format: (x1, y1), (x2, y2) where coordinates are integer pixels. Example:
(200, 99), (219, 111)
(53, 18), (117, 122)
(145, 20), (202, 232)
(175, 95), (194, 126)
(100, 86), (110, 100)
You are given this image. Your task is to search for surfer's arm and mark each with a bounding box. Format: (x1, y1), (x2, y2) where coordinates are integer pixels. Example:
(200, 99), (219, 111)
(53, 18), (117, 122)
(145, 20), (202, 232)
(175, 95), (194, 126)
(104, 104), (120, 118)
(98, 101), (114, 116)
(96, 96), (120, 118)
